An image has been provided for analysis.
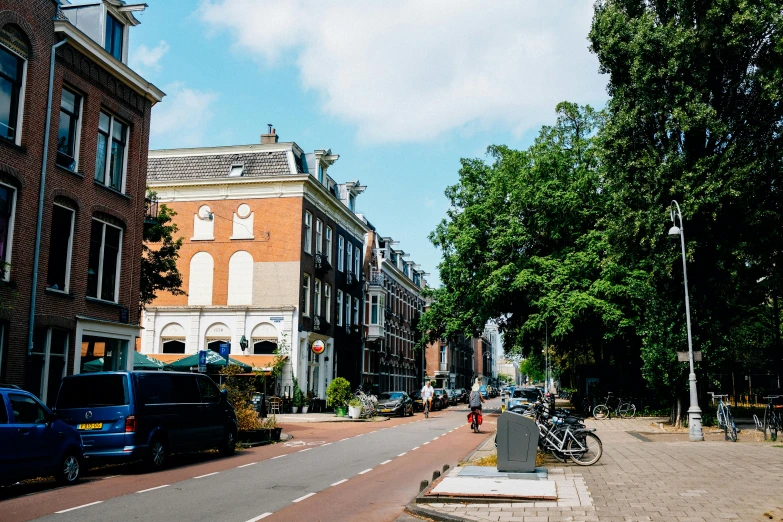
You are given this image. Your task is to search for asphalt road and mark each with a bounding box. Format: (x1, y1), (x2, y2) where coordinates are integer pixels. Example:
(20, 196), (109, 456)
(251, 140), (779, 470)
(2, 399), (500, 522)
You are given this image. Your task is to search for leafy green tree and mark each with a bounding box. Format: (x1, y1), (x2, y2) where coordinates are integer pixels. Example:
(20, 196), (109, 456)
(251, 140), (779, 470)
(140, 190), (185, 310)
(589, 0), (783, 398)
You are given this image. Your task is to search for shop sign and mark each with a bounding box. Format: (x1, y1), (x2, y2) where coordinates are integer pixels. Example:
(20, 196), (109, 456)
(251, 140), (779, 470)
(198, 350), (207, 373)
(270, 316), (284, 323)
(311, 340), (326, 355)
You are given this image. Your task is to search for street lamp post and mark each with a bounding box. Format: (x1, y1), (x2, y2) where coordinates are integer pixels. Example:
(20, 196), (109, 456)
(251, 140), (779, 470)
(668, 200), (704, 442)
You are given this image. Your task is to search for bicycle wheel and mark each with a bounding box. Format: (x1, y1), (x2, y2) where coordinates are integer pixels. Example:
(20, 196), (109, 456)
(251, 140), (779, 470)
(593, 405), (610, 419)
(617, 403), (634, 418)
(729, 419), (738, 442)
(771, 414), (778, 441)
(568, 432), (603, 466)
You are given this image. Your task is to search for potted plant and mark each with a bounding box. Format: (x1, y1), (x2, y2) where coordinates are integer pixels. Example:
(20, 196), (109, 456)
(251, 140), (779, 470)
(220, 364), (267, 444)
(327, 377), (351, 417)
(262, 415), (282, 441)
(302, 394), (311, 414)
(348, 398), (362, 419)
(290, 372), (304, 413)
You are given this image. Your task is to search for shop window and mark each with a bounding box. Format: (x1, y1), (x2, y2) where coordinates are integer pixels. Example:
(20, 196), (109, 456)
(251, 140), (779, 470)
(80, 335), (128, 374)
(253, 340), (277, 355)
(87, 218), (122, 302)
(162, 339), (185, 354)
(207, 339), (229, 353)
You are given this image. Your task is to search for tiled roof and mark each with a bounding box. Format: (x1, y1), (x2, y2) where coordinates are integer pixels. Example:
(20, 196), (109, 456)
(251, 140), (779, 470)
(147, 151), (293, 182)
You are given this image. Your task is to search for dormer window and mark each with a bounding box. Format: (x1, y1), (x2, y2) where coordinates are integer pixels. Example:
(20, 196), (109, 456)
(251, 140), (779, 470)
(349, 194), (355, 212)
(229, 164), (244, 177)
(105, 13), (124, 61)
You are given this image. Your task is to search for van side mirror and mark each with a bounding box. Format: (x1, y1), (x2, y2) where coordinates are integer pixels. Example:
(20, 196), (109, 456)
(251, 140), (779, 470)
(220, 389), (228, 402)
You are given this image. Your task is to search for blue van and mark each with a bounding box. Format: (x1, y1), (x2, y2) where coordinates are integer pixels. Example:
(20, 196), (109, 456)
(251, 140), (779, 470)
(0, 385), (84, 485)
(53, 372), (237, 470)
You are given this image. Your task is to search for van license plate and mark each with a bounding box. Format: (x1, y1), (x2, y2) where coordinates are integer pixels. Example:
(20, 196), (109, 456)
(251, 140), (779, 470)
(78, 423), (103, 430)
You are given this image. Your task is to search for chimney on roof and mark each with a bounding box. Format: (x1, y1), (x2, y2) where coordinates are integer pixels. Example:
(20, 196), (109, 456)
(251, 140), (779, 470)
(261, 124), (279, 144)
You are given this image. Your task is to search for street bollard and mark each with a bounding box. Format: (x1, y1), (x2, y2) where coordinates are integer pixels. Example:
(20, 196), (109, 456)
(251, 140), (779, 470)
(419, 480), (429, 491)
(432, 470), (440, 481)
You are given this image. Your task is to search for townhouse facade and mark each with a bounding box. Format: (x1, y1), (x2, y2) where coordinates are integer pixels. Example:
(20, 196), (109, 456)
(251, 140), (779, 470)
(142, 130), (369, 399)
(362, 229), (427, 394)
(424, 334), (473, 390)
(0, 0), (162, 404)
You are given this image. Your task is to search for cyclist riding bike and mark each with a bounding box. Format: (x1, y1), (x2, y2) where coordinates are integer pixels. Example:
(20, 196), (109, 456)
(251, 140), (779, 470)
(421, 381), (435, 417)
(468, 378), (486, 428)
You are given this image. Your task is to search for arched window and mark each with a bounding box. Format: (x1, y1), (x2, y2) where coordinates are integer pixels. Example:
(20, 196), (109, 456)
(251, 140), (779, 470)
(227, 251), (253, 305)
(162, 340), (185, 354)
(160, 323), (186, 354)
(251, 322), (278, 354)
(0, 25), (30, 145)
(253, 341), (277, 355)
(188, 252), (214, 305)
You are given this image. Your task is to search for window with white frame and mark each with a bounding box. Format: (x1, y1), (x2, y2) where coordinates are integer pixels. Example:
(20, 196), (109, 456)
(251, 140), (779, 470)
(86, 218), (123, 302)
(0, 182), (17, 281)
(315, 219), (323, 254)
(46, 203), (75, 292)
(0, 26), (28, 145)
(29, 327), (69, 407)
(353, 297), (359, 325)
(325, 226), (333, 264)
(56, 88), (82, 171)
(337, 235), (344, 271)
(346, 242), (353, 274)
(354, 245), (360, 276)
(336, 290), (343, 326)
(345, 298), (351, 329)
(324, 284), (331, 323)
(440, 345), (447, 363)
(371, 294), (385, 325)
(304, 211), (312, 254)
(314, 278), (321, 317)
(95, 111), (128, 192)
(302, 273), (311, 316)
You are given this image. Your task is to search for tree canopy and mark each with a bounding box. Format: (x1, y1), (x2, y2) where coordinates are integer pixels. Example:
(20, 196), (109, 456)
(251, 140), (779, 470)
(140, 191), (185, 311)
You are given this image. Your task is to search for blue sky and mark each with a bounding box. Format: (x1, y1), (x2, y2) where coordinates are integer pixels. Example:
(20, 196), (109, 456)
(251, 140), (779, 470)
(129, 1), (608, 286)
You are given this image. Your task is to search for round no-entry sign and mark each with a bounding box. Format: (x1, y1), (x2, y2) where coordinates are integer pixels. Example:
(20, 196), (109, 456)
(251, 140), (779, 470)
(312, 340), (326, 354)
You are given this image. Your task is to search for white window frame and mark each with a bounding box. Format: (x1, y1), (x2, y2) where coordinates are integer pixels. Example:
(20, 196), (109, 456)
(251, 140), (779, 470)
(0, 43), (28, 146)
(336, 290), (343, 326)
(325, 226), (333, 264)
(353, 297), (359, 325)
(315, 219), (323, 254)
(30, 327), (69, 405)
(354, 245), (360, 276)
(337, 235), (344, 271)
(304, 211), (312, 254)
(346, 242), (353, 274)
(314, 278), (321, 317)
(0, 181), (18, 282)
(324, 284), (331, 323)
(302, 273), (311, 316)
(345, 298), (351, 329)
(56, 87), (83, 171)
(95, 110), (129, 193)
(47, 203), (75, 292)
(88, 218), (123, 303)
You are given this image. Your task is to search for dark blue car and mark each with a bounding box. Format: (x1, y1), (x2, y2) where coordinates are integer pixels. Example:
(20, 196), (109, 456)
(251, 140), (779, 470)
(54, 371), (237, 471)
(0, 385), (84, 485)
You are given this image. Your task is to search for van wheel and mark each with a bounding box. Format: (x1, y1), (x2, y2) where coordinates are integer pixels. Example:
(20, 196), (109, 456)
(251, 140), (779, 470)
(219, 427), (236, 456)
(55, 452), (81, 485)
(147, 437), (167, 471)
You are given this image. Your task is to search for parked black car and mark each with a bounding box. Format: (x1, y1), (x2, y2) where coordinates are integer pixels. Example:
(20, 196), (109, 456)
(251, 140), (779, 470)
(0, 385), (84, 486)
(433, 388), (450, 409)
(455, 388), (469, 403)
(375, 391), (414, 417)
(54, 371), (238, 471)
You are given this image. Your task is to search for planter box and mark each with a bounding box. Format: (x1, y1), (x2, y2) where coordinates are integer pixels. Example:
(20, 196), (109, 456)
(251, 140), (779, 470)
(238, 429), (271, 444)
(348, 405), (362, 419)
(301, 406), (309, 414)
(335, 406), (347, 417)
(270, 427), (282, 441)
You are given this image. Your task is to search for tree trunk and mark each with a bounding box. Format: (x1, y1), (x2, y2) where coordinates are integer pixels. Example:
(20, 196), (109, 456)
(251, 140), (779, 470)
(674, 396), (683, 428)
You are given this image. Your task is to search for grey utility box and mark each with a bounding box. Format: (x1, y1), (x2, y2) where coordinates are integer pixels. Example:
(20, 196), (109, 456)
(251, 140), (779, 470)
(496, 410), (540, 473)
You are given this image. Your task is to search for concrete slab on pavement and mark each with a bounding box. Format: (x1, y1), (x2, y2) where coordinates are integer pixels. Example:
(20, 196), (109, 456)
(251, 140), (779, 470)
(428, 472), (557, 500)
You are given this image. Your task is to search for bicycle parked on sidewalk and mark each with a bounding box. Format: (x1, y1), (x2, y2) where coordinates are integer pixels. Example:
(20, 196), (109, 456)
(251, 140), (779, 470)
(709, 392), (737, 442)
(355, 388), (377, 418)
(527, 400), (602, 465)
(762, 395), (782, 441)
(592, 392), (636, 419)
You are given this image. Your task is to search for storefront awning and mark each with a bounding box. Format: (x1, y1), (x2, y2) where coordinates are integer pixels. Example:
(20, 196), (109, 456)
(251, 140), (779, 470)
(145, 353), (189, 364)
(230, 355), (287, 372)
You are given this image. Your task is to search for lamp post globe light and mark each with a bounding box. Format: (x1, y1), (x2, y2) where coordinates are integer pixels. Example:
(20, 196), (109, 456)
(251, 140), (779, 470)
(668, 200), (704, 442)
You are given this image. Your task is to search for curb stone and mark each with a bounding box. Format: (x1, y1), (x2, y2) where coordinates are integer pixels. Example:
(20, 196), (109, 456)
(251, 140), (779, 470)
(405, 501), (471, 522)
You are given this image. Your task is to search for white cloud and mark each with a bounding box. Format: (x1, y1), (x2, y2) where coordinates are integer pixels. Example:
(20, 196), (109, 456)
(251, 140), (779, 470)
(151, 83), (219, 147)
(130, 40), (170, 75)
(198, 0), (606, 144)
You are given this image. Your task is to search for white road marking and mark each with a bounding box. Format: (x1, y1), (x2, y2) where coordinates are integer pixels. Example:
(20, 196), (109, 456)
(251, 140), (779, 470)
(137, 485), (169, 493)
(380, 459), (392, 465)
(292, 493), (316, 503)
(299, 448), (312, 452)
(433, 436), (439, 440)
(423, 442), (430, 445)
(339, 437), (350, 442)
(102, 475), (120, 480)
(194, 472), (219, 479)
(238, 462), (257, 468)
(322, 442), (332, 446)
(271, 455), (286, 459)
(412, 446), (420, 451)
(358, 468), (373, 475)
(398, 452), (407, 457)
(331, 479), (349, 486)
(55, 501), (103, 513)
(245, 513), (273, 521)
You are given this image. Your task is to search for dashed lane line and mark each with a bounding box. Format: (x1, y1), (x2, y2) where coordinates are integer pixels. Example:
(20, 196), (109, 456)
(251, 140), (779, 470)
(271, 455), (286, 459)
(137, 485), (169, 494)
(339, 437), (350, 442)
(299, 448), (312, 453)
(194, 472), (219, 479)
(55, 501), (104, 514)
(292, 493), (316, 503)
(358, 468), (373, 475)
(245, 513), (273, 521)
(412, 446), (420, 451)
(238, 462), (257, 468)
(380, 459), (392, 465)
(321, 442), (333, 446)
(398, 452), (407, 457)
(331, 479), (349, 486)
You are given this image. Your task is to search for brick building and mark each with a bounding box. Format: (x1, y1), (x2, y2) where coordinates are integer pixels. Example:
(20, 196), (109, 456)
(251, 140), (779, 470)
(362, 230), (427, 394)
(424, 334), (473, 390)
(0, 0), (163, 404)
(142, 130), (369, 400)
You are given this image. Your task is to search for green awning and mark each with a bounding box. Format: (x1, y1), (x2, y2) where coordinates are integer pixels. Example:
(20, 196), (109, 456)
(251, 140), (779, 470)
(163, 351), (252, 372)
(83, 351), (166, 372)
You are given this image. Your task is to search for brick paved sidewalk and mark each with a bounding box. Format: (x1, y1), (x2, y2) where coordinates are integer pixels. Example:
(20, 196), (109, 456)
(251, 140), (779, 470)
(416, 417), (783, 522)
